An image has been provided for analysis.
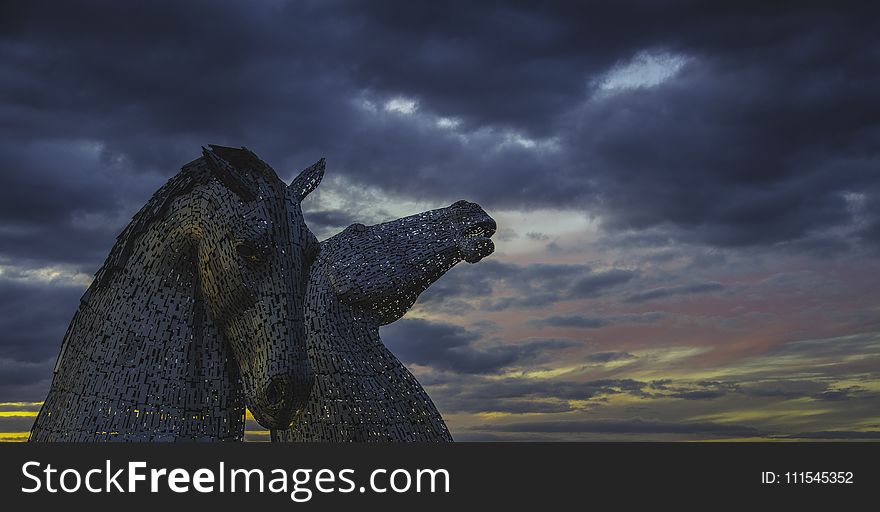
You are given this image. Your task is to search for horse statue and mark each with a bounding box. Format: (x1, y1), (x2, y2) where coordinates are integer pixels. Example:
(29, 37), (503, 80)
(271, 200), (496, 442)
(29, 145), (324, 441)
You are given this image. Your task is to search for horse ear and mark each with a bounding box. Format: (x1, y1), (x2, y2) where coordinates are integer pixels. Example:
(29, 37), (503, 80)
(289, 158), (325, 201)
(201, 146), (258, 202)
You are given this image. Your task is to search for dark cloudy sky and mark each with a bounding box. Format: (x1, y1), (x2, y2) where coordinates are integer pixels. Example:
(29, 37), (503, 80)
(2, 1), (879, 441)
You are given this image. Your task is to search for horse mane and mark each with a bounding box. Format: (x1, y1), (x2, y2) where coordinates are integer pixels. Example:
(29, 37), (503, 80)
(91, 146), (279, 291)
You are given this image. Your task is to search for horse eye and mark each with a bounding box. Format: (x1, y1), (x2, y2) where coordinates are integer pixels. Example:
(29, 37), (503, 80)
(236, 243), (263, 263)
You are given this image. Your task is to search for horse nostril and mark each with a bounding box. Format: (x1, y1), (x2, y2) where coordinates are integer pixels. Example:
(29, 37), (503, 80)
(264, 378), (288, 409)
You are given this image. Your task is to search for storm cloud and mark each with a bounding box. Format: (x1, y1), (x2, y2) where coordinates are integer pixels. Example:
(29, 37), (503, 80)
(2, 1), (877, 252)
(623, 282), (724, 304)
(381, 318), (580, 374)
(0, 278), (84, 401)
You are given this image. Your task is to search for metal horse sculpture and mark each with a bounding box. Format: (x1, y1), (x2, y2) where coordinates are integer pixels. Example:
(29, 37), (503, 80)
(272, 200), (496, 442)
(30, 145), (323, 441)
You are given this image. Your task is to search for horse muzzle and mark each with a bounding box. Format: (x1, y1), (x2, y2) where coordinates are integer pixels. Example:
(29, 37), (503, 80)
(454, 202), (497, 263)
(253, 373), (312, 429)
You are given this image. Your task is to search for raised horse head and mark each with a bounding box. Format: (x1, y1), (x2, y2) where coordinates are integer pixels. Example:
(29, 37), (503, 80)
(321, 200), (497, 324)
(270, 200), (497, 442)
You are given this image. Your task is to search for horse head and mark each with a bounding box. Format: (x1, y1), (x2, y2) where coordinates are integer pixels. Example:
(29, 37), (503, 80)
(320, 200), (496, 324)
(191, 145), (323, 429)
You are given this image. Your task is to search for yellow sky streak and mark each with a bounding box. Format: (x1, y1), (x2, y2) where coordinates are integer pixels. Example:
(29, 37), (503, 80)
(688, 400), (833, 426)
(0, 432), (29, 442)
(491, 365), (584, 380)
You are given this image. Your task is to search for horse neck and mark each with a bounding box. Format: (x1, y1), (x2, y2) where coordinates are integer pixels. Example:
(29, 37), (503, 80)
(288, 269), (450, 441)
(35, 197), (245, 441)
